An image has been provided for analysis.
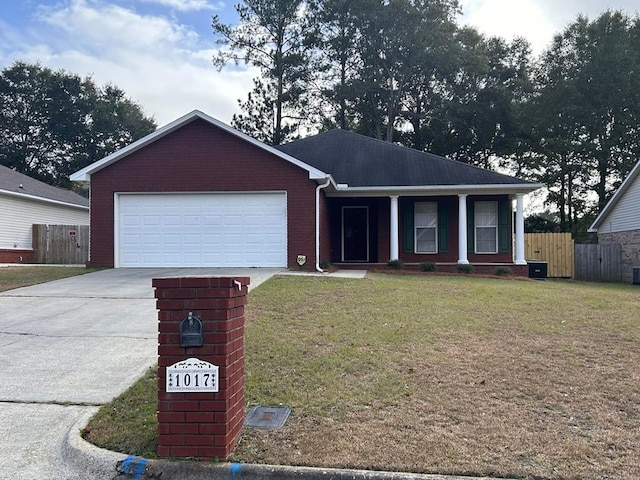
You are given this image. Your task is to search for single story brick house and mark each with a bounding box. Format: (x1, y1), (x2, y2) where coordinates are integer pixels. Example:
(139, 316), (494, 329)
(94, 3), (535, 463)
(588, 160), (640, 283)
(0, 164), (89, 263)
(70, 110), (541, 274)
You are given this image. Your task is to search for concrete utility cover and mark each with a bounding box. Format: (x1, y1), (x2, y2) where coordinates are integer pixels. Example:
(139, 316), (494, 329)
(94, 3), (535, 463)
(244, 406), (291, 429)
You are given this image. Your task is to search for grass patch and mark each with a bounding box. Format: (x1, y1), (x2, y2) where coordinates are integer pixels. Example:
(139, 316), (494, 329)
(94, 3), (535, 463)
(82, 366), (158, 458)
(86, 274), (640, 479)
(0, 266), (98, 292)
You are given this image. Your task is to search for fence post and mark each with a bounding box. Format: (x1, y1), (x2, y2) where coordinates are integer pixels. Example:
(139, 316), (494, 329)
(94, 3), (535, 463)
(154, 276), (249, 460)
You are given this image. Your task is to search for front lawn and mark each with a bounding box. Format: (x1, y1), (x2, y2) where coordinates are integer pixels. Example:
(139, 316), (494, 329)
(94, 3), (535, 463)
(84, 274), (640, 480)
(0, 266), (95, 292)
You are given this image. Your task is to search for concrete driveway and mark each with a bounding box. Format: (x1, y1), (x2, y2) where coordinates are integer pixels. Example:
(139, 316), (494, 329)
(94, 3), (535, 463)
(0, 267), (280, 480)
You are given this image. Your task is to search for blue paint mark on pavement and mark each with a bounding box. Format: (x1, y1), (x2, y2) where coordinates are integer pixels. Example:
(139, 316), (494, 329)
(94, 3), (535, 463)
(121, 455), (149, 479)
(230, 462), (242, 480)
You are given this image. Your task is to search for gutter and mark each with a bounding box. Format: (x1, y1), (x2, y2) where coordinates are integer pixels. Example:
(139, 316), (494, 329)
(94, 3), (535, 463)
(315, 177), (332, 273)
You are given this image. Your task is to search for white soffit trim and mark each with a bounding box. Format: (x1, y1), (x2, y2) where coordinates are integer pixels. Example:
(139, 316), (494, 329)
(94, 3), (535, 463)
(328, 183), (543, 197)
(588, 160), (640, 232)
(70, 110), (330, 183)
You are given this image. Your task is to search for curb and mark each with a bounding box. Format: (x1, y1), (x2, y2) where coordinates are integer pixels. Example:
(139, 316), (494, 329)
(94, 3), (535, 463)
(62, 408), (128, 480)
(63, 411), (510, 480)
(116, 460), (506, 480)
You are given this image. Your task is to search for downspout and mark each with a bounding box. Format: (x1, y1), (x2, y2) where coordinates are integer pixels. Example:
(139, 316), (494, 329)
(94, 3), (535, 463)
(315, 177), (332, 273)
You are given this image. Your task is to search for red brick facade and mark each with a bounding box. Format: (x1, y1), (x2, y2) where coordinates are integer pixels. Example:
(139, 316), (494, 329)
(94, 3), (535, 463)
(86, 117), (520, 271)
(88, 119), (320, 269)
(0, 249), (34, 263)
(154, 276), (248, 460)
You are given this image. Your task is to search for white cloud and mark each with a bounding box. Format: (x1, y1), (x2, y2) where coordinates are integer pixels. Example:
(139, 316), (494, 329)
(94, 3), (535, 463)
(459, 0), (556, 53)
(140, 0), (225, 12)
(37, 0), (200, 58)
(1, 0), (253, 125)
(459, 0), (640, 55)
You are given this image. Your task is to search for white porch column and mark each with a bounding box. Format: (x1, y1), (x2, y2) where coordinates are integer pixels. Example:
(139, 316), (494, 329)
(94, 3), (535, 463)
(515, 193), (526, 265)
(390, 195), (399, 261)
(458, 194), (469, 264)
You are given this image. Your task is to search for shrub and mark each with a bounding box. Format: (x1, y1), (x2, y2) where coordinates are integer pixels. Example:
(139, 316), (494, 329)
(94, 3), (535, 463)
(319, 261), (332, 270)
(387, 259), (404, 270)
(456, 264), (474, 274)
(494, 266), (512, 276)
(420, 262), (436, 272)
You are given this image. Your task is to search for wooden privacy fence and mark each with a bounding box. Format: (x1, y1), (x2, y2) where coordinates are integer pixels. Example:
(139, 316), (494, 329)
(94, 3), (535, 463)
(32, 224), (89, 265)
(574, 243), (622, 282)
(524, 233), (574, 278)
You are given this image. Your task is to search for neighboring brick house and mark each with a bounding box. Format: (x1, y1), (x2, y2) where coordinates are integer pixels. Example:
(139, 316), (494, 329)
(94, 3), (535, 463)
(71, 110), (541, 274)
(0, 164), (89, 263)
(589, 160), (640, 283)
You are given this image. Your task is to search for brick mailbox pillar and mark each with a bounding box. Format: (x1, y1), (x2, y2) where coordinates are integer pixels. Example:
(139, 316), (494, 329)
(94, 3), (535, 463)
(153, 276), (249, 460)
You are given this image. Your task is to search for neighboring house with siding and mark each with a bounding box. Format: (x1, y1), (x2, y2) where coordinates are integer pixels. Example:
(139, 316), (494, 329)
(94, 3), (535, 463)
(588, 160), (640, 282)
(0, 164), (89, 263)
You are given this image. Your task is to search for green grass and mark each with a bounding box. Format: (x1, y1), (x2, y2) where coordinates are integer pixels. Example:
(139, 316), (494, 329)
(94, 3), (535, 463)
(0, 266), (98, 292)
(84, 274), (640, 479)
(82, 366), (158, 458)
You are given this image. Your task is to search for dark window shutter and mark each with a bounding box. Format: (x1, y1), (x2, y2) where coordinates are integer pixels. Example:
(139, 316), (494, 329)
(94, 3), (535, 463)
(467, 199), (475, 253)
(498, 199), (511, 253)
(437, 202), (449, 253)
(402, 201), (414, 253)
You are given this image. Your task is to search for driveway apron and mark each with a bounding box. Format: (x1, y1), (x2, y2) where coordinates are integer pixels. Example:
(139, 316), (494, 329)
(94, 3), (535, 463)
(0, 267), (280, 480)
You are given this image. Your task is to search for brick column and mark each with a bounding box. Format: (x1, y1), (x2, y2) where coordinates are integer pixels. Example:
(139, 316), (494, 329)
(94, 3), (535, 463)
(153, 276), (249, 460)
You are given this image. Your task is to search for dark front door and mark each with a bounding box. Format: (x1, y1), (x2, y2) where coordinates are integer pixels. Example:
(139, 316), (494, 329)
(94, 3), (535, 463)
(342, 206), (369, 262)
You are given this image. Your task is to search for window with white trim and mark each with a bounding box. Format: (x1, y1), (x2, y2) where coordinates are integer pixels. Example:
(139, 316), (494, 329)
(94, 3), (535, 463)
(475, 201), (498, 253)
(415, 202), (437, 253)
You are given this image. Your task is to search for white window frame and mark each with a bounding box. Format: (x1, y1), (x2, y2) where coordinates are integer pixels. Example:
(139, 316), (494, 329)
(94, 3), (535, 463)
(475, 201), (498, 254)
(414, 202), (438, 254)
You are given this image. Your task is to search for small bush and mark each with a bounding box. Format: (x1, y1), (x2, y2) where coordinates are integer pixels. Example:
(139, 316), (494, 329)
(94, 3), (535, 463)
(319, 261), (332, 270)
(456, 263), (474, 274)
(494, 266), (512, 276)
(420, 262), (436, 272)
(387, 259), (404, 270)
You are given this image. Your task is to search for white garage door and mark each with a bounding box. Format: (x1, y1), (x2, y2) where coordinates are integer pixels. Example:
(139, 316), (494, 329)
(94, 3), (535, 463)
(117, 193), (287, 267)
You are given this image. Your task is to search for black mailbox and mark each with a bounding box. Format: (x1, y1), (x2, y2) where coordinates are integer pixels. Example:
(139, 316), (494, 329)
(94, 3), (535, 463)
(180, 312), (203, 347)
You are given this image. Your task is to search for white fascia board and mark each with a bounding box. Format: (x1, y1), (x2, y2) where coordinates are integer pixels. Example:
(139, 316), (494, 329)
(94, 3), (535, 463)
(0, 189), (89, 210)
(328, 183), (543, 197)
(588, 160), (640, 232)
(70, 110), (329, 183)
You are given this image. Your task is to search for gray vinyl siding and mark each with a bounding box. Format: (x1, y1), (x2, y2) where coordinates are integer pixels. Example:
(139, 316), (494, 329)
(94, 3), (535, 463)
(598, 174), (640, 233)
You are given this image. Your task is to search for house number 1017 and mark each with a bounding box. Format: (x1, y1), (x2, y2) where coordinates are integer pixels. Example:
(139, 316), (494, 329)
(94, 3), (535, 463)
(173, 372), (215, 388)
(166, 358), (219, 393)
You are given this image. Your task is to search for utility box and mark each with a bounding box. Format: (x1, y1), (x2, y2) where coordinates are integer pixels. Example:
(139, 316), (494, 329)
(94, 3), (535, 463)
(633, 267), (640, 285)
(528, 260), (548, 279)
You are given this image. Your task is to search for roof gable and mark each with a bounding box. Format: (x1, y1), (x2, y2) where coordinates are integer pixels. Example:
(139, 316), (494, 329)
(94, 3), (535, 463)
(0, 164), (88, 208)
(276, 129), (537, 190)
(70, 110), (329, 183)
(589, 160), (640, 232)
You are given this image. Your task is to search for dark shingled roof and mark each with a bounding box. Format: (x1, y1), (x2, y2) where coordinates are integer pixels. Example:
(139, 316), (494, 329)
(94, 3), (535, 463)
(276, 129), (532, 187)
(0, 164), (89, 207)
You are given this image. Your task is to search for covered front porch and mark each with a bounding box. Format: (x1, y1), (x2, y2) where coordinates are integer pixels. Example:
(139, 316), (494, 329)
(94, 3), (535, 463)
(324, 192), (528, 275)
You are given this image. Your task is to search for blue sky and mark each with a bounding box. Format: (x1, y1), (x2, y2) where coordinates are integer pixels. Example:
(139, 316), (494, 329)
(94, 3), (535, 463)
(0, 0), (638, 126)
